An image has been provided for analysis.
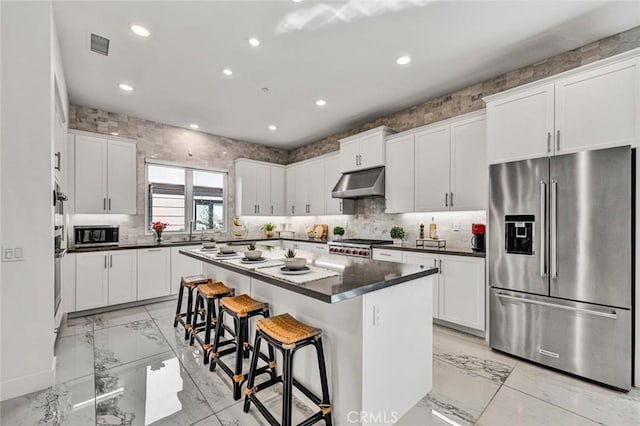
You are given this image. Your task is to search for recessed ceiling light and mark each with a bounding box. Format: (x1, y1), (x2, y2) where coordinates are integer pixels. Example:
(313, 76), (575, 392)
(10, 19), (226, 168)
(248, 37), (260, 47)
(396, 55), (411, 65)
(189, 124), (199, 129)
(268, 125), (277, 131)
(315, 99), (327, 107)
(292, 0), (302, 2)
(130, 24), (150, 37)
(222, 68), (233, 76)
(119, 83), (133, 92)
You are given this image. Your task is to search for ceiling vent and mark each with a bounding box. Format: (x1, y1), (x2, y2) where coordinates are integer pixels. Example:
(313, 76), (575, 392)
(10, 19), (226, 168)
(90, 33), (110, 56)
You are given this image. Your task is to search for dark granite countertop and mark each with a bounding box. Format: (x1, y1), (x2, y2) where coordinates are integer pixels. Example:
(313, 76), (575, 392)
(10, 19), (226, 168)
(371, 243), (486, 258)
(67, 237), (328, 253)
(180, 243), (437, 304)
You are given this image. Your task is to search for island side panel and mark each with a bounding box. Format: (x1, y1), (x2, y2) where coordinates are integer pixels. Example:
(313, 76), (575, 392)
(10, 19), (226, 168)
(251, 278), (364, 425)
(361, 274), (433, 424)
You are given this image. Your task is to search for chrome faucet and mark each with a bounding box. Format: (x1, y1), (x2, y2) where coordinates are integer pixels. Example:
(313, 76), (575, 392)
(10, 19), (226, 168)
(189, 220), (194, 241)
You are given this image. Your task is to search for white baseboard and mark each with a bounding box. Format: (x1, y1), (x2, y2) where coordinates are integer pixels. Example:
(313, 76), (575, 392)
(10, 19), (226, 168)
(0, 366), (54, 402)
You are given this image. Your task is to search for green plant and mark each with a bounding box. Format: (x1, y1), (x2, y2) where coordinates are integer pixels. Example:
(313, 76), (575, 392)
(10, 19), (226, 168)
(390, 226), (405, 240)
(285, 248), (297, 259)
(333, 226), (345, 236)
(261, 223), (275, 231)
(248, 242), (257, 251)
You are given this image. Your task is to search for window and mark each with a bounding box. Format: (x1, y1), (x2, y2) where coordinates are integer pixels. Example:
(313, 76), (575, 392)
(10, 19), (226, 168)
(146, 162), (227, 233)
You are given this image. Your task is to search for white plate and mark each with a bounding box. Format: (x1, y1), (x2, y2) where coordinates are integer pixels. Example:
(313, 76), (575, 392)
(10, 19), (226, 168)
(200, 248), (218, 253)
(280, 266), (312, 275)
(241, 257), (268, 264)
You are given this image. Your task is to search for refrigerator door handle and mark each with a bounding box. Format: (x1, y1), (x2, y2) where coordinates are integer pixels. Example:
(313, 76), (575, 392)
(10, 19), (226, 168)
(540, 180), (547, 277)
(550, 178), (558, 279)
(496, 293), (617, 319)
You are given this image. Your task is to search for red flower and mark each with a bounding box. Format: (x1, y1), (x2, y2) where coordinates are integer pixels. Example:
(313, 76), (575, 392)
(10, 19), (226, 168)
(151, 222), (168, 232)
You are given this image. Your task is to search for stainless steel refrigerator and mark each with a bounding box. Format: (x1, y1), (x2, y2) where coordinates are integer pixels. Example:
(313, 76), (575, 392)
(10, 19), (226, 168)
(489, 145), (633, 390)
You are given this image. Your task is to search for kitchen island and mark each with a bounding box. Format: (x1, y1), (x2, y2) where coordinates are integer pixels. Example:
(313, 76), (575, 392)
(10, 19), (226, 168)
(181, 243), (437, 425)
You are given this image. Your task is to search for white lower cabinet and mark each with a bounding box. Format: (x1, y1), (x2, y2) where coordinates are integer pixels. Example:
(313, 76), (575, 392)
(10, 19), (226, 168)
(402, 252), (439, 319)
(107, 251), (137, 305)
(75, 252), (109, 311)
(170, 246), (203, 294)
(137, 248), (171, 300)
(438, 255), (485, 331)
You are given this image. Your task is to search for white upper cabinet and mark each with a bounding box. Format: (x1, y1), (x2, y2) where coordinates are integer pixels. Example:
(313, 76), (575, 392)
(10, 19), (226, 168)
(339, 126), (395, 172)
(106, 140), (137, 214)
(75, 134), (108, 213)
(73, 132), (137, 214)
(288, 159), (325, 216)
(324, 153), (353, 215)
(486, 84), (554, 164)
(555, 57), (640, 154)
(270, 166), (286, 216)
(450, 115), (488, 210)
(415, 125), (451, 211)
(306, 160), (325, 215)
(385, 134), (415, 213)
(385, 111), (487, 214)
(486, 52), (640, 163)
(235, 159), (285, 216)
(286, 166), (296, 216)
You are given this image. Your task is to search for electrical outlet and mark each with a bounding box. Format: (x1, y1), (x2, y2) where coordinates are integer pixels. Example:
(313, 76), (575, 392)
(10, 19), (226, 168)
(3, 248), (14, 261)
(373, 305), (382, 326)
(14, 247), (23, 259)
(452, 221), (460, 232)
(3, 247), (24, 262)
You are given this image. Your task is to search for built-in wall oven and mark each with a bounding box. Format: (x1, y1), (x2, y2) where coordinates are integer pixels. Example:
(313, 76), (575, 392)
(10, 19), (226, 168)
(53, 182), (68, 319)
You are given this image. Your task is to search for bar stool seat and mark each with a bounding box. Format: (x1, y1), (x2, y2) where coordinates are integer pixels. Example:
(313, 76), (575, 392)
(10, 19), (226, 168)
(257, 313), (321, 346)
(174, 274), (211, 339)
(221, 294), (268, 317)
(190, 281), (235, 363)
(244, 313), (333, 426)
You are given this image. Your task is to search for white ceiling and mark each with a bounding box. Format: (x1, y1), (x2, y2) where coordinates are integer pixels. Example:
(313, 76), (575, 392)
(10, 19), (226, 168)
(53, 1), (640, 149)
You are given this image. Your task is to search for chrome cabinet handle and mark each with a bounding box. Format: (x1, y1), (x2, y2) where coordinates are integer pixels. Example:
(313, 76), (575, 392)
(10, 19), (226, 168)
(378, 252), (391, 257)
(450, 192), (454, 207)
(257, 205), (260, 214)
(148, 248), (162, 252)
(108, 198), (111, 211)
(433, 259), (437, 268)
(292, 205), (295, 214)
(540, 181), (547, 278)
(556, 130), (560, 151)
(550, 178), (558, 279)
(103, 198), (107, 211)
(355, 154), (359, 166)
(110, 255), (113, 268)
(496, 293), (617, 319)
(439, 259), (442, 274)
(445, 193), (448, 207)
(547, 132), (551, 153)
(339, 201), (342, 212)
(271, 205), (274, 215)
(104, 255), (107, 269)
(54, 152), (61, 171)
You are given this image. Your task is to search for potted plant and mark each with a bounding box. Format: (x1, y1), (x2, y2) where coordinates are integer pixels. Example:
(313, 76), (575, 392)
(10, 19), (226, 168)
(151, 221), (168, 243)
(244, 242), (262, 260)
(332, 226), (345, 240)
(306, 229), (316, 240)
(262, 222), (276, 238)
(203, 237), (217, 249)
(284, 248), (306, 270)
(390, 226), (406, 246)
(219, 242), (235, 254)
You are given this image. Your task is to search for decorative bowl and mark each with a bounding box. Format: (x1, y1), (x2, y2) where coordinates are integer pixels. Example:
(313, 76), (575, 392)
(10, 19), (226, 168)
(203, 241), (216, 249)
(219, 246), (236, 254)
(284, 257), (307, 270)
(244, 250), (263, 260)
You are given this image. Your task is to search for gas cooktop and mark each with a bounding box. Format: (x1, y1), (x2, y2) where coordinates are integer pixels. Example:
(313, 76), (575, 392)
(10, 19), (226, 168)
(328, 239), (393, 258)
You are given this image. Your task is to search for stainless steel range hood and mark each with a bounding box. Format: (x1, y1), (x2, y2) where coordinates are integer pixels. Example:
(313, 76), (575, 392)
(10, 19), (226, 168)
(331, 166), (385, 199)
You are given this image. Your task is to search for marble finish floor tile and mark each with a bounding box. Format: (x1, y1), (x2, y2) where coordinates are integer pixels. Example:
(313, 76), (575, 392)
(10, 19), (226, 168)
(477, 386), (600, 426)
(192, 414), (223, 425)
(427, 359), (501, 425)
(0, 374), (96, 426)
(90, 305), (152, 330)
(95, 351), (213, 426)
(58, 315), (93, 337)
(216, 389), (316, 426)
(94, 319), (171, 371)
(54, 331), (95, 384)
(396, 396), (464, 426)
(505, 361), (640, 426)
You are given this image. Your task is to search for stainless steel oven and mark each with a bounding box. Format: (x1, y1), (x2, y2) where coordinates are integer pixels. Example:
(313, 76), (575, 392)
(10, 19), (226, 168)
(54, 226), (65, 317)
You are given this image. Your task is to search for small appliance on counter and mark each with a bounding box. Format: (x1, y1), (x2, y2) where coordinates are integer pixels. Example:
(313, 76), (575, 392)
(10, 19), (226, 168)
(471, 223), (486, 252)
(74, 225), (119, 247)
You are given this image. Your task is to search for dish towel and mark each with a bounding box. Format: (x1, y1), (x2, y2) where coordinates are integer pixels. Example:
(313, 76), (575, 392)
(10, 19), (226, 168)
(257, 265), (340, 284)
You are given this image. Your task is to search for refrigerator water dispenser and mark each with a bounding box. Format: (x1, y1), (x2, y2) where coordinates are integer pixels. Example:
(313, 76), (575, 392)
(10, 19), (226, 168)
(504, 215), (534, 255)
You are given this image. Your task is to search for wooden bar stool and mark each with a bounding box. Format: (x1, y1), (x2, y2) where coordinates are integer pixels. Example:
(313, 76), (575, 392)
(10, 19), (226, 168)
(209, 294), (277, 400)
(174, 274), (211, 340)
(244, 313), (333, 426)
(189, 281), (235, 363)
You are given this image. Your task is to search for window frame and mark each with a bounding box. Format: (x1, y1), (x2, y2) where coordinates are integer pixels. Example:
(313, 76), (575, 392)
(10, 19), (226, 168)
(144, 159), (228, 234)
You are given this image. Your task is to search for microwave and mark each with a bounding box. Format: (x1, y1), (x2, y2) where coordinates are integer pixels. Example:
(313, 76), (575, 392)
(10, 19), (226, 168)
(74, 225), (119, 247)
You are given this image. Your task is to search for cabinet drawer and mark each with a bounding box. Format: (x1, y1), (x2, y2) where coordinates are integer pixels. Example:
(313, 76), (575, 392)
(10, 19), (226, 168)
(372, 249), (403, 263)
